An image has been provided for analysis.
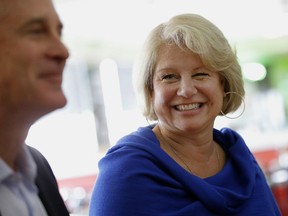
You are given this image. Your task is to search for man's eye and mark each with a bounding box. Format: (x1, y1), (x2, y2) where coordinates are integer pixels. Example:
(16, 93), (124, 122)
(29, 28), (46, 34)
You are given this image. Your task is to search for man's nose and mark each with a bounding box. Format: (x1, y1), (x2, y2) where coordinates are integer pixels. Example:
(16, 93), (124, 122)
(48, 35), (69, 61)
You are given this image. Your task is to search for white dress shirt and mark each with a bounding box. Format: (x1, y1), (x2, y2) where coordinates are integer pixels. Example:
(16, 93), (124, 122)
(0, 145), (48, 216)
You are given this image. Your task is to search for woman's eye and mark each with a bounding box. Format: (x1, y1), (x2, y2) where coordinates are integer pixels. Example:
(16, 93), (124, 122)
(193, 72), (209, 77)
(161, 74), (177, 80)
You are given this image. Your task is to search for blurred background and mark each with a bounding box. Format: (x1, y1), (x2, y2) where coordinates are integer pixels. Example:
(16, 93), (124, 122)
(26, 0), (288, 215)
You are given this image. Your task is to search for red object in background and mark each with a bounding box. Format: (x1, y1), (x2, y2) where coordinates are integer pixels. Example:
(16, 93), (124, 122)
(58, 174), (97, 192)
(253, 149), (279, 171)
(57, 174), (97, 213)
(253, 149), (288, 216)
(271, 183), (288, 216)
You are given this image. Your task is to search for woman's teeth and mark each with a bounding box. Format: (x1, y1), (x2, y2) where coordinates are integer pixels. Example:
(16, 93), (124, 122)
(176, 103), (200, 111)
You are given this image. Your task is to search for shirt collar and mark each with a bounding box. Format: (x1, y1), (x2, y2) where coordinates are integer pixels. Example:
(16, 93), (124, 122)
(0, 144), (37, 183)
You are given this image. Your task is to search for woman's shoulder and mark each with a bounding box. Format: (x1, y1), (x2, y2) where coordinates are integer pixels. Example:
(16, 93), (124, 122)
(213, 127), (246, 149)
(100, 125), (160, 163)
(98, 125), (168, 181)
(109, 125), (158, 152)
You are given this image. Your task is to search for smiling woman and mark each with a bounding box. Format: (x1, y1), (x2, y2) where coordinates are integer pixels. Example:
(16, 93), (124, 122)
(89, 13), (281, 216)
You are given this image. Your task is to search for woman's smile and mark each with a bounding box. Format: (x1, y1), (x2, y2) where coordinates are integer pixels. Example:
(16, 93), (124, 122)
(175, 103), (201, 111)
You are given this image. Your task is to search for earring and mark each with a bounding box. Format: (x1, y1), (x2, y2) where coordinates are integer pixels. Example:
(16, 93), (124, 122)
(220, 91), (245, 119)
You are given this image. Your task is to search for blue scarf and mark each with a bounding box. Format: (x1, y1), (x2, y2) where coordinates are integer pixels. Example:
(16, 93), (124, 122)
(89, 126), (281, 216)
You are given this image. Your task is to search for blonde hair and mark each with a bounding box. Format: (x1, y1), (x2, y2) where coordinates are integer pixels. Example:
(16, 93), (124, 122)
(133, 13), (245, 121)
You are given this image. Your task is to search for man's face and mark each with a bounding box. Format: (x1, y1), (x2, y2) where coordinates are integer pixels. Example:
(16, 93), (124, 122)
(0, 0), (69, 118)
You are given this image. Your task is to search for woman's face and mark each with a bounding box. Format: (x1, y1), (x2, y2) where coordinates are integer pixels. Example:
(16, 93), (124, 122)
(152, 45), (225, 134)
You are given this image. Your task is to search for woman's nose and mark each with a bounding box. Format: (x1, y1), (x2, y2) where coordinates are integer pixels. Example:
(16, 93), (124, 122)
(177, 79), (197, 98)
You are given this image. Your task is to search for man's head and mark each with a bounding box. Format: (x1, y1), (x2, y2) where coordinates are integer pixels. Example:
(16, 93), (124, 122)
(0, 0), (69, 122)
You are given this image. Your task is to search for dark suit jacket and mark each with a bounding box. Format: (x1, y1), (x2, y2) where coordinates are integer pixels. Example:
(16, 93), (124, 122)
(28, 146), (70, 216)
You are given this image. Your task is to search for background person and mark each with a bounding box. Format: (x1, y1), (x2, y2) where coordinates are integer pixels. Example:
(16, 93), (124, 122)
(0, 0), (70, 215)
(89, 13), (280, 215)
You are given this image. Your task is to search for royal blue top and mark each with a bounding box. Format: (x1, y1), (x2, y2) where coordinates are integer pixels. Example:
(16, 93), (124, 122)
(89, 126), (281, 216)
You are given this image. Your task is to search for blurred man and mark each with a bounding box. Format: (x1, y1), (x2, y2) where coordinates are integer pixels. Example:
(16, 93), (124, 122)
(0, 0), (70, 215)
